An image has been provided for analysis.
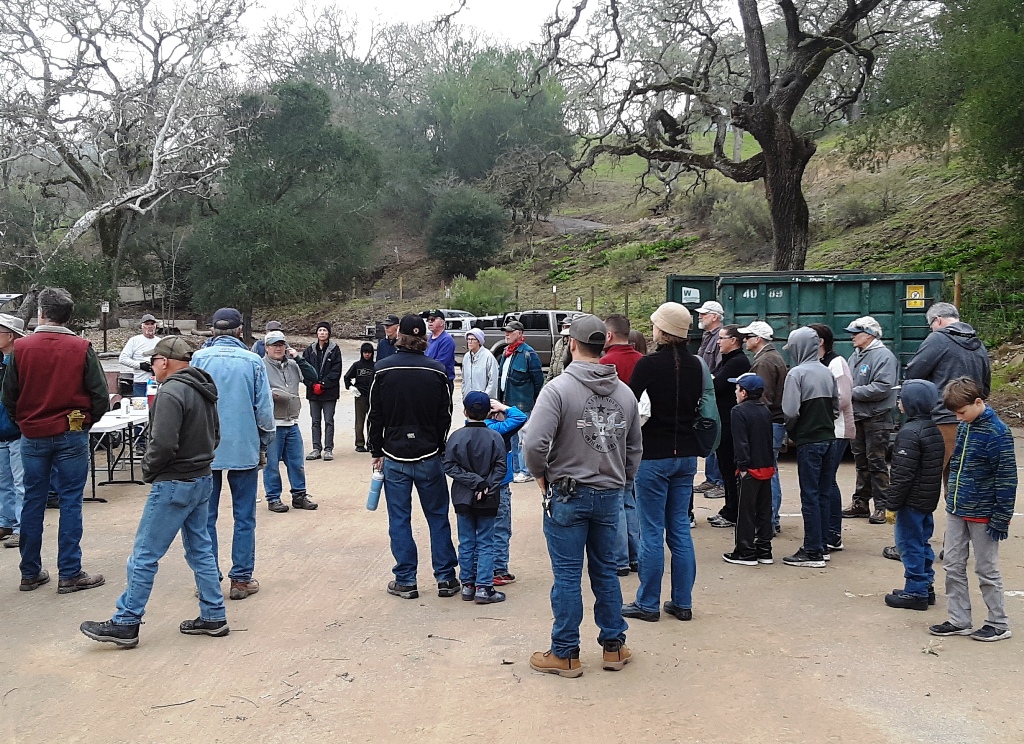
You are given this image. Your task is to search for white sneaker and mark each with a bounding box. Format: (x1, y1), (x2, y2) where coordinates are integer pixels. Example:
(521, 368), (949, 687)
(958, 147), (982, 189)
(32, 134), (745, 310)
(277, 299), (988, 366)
(513, 473), (531, 483)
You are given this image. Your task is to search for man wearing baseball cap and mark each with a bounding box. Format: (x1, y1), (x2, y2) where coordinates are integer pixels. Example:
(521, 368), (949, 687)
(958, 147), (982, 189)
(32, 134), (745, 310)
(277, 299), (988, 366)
(498, 319), (544, 483)
(424, 310), (456, 392)
(119, 313), (160, 454)
(81, 335), (229, 647)
(250, 321), (283, 358)
(0, 314), (26, 549)
(376, 314), (401, 362)
(524, 314), (642, 677)
(545, 317), (573, 383)
(841, 316), (898, 524)
(368, 314), (459, 600)
(191, 308), (275, 601)
(738, 320), (789, 533)
(694, 300), (726, 498)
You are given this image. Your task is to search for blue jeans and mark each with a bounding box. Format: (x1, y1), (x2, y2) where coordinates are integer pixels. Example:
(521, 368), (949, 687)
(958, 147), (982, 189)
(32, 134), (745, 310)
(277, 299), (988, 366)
(209, 468), (258, 582)
(824, 439), (849, 545)
(456, 512), (497, 587)
(796, 442), (832, 557)
(634, 457), (698, 612)
(19, 432), (89, 580)
(616, 484), (639, 569)
(382, 456), (458, 585)
(0, 438), (24, 533)
(894, 507), (935, 597)
(543, 482), (627, 657)
(113, 476), (225, 624)
(510, 430), (528, 476)
(493, 484), (512, 574)
(704, 452), (723, 486)
(770, 423), (786, 528)
(263, 425), (306, 500)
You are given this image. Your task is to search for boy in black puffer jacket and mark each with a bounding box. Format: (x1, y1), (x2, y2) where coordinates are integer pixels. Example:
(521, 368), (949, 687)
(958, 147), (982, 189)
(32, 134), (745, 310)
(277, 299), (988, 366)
(344, 343), (376, 452)
(883, 379), (945, 611)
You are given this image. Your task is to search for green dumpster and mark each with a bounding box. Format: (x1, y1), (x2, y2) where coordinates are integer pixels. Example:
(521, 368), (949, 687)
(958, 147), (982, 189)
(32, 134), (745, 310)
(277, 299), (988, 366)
(664, 274), (718, 355)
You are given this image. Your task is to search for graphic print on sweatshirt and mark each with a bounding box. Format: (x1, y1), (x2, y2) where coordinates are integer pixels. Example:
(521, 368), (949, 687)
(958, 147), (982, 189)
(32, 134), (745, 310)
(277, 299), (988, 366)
(576, 394), (627, 452)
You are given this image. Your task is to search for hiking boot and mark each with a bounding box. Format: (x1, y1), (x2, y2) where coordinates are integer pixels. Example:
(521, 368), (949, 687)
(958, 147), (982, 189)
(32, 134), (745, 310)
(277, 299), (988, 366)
(291, 492), (318, 510)
(707, 513), (734, 528)
(493, 572), (516, 586)
(884, 591), (929, 611)
(529, 649), (582, 678)
(628, 561), (639, 573)
(882, 545), (901, 561)
(267, 500), (289, 513)
(3, 532), (19, 548)
(841, 500), (870, 518)
(663, 601), (693, 621)
(20, 570), (50, 591)
(929, 621), (973, 636)
(474, 586), (506, 604)
(616, 566), (631, 577)
(783, 549), (826, 568)
(438, 579), (461, 597)
(179, 617), (230, 637)
(57, 571), (105, 594)
(305, 450), (321, 461)
(80, 620), (140, 649)
(722, 552), (757, 566)
(602, 640), (632, 671)
(461, 583), (476, 601)
(322, 450), (334, 461)
(0, 527), (11, 539)
(868, 508), (888, 524)
(694, 479), (717, 493)
(621, 602), (660, 622)
(971, 625), (1012, 642)
(703, 485), (725, 499)
(229, 578), (259, 600)
(387, 581), (418, 599)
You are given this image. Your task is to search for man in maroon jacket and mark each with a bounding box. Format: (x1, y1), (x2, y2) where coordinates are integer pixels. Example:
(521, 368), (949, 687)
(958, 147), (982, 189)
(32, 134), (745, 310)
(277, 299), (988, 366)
(600, 314), (643, 383)
(1, 288), (108, 593)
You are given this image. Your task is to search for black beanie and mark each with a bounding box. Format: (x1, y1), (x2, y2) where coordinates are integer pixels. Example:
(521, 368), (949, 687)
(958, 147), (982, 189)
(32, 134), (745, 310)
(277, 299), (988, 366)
(360, 342), (374, 354)
(315, 321), (332, 335)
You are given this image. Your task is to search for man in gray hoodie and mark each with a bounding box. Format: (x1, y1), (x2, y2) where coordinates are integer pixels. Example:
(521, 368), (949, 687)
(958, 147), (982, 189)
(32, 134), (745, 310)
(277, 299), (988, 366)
(80, 336), (227, 648)
(523, 315), (642, 678)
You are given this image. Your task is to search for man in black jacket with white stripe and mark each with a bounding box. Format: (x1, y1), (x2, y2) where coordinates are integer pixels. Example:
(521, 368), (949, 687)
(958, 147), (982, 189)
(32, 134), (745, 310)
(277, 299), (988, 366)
(368, 314), (459, 601)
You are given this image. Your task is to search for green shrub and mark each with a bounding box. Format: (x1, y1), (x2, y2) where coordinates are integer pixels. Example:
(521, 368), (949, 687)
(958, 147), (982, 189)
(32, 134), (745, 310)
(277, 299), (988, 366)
(450, 267), (517, 316)
(426, 186), (507, 278)
(710, 186), (773, 249)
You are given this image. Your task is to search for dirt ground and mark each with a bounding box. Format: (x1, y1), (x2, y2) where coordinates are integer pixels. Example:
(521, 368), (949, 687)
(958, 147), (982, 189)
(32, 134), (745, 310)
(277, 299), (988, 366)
(3, 348), (1024, 743)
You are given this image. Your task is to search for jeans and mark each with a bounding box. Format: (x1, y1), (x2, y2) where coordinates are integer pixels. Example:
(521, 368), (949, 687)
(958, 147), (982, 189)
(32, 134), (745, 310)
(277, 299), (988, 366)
(851, 414), (891, 509)
(113, 476), (225, 625)
(770, 423), (786, 528)
(543, 482), (627, 657)
(616, 484), (639, 569)
(796, 441), (832, 557)
(456, 512), (497, 587)
(943, 514), (1009, 630)
(634, 457), (698, 612)
(0, 438), (24, 533)
(263, 425), (306, 500)
(493, 484), (512, 574)
(382, 455), (458, 585)
(893, 507), (934, 597)
(824, 439), (848, 544)
(309, 399), (337, 452)
(704, 451), (723, 486)
(20, 432), (89, 580)
(209, 468), (258, 582)
(510, 430), (528, 477)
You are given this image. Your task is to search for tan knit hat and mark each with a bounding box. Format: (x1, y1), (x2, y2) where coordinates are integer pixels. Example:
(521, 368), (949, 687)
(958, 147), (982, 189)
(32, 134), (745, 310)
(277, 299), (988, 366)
(651, 302), (692, 338)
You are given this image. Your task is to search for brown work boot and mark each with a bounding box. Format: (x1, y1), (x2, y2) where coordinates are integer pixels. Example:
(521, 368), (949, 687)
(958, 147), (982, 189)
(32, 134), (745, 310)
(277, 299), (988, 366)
(230, 578), (260, 600)
(602, 640), (632, 671)
(529, 649), (582, 678)
(20, 570), (50, 592)
(57, 571), (105, 594)
(841, 500), (870, 518)
(868, 508), (888, 524)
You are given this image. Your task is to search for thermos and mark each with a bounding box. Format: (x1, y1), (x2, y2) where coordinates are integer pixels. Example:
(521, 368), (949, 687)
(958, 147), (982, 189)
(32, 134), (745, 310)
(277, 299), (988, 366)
(366, 470), (384, 511)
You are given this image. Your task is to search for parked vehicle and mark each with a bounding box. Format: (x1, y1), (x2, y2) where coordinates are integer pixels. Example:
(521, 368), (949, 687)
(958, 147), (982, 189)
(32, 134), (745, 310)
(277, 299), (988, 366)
(480, 310), (584, 366)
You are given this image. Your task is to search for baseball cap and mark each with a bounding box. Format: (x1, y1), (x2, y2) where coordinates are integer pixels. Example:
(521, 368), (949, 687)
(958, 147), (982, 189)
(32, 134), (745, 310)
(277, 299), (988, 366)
(568, 314), (607, 344)
(463, 391), (491, 419)
(503, 320), (524, 332)
(399, 314), (426, 336)
(424, 309), (444, 320)
(147, 336), (194, 362)
(0, 313), (26, 337)
(382, 314), (400, 326)
(695, 300), (724, 316)
(264, 330), (287, 345)
(844, 316), (883, 338)
(728, 372), (765, 394)
(738, 320), (774, 340)
(141, 313), (157, 324)
(265, 321), (282, 331)
(210, 307), (243, 330)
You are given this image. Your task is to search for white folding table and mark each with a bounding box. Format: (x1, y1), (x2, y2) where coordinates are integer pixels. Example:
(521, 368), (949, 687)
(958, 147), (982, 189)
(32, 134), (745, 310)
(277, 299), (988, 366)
(88, 409), (150, 502)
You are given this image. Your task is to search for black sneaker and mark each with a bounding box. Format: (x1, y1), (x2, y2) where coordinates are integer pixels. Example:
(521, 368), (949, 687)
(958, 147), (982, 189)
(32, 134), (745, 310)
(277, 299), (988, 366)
(305, 450), (321, 461)
(722, 552), (757, 566)
(437, 579), (461, 597)
(757, 552), (774, 565)
(971, 624), (1012, 642)
(461, 583), (475, 601)
(826, 539), (844, 551)
(473, 586), (506, 604)
(267, 500), (289, 513)
(387, 581), (419, 599)
(783, 548), (826, 568)
(884, 591), (929, 611)
(355, 446), (368, 453)
(928, 586), (936, 606)
(882, 545), (901, 561)
(80, 620), (140, 648)
(628, 561), (639, 573)
(291, 492), (318, 510)
(928, 621), (973, 636)
(180, 617), (230, 637)
(663, 601), (692, 621)
(621, 602), (660, 622)
(616, 567), (631, 577)
(707, 513), (735, 528)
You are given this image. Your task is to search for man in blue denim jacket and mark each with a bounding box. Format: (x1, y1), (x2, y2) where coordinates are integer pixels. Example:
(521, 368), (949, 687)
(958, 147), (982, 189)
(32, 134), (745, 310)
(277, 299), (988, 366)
(497, 320), (544, 482)
(192, 308), (276, 601)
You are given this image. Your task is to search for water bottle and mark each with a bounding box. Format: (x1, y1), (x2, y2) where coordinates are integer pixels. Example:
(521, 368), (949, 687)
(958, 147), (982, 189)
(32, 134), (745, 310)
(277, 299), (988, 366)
(146, 378), (158, 409)
(366, 470), (384, 511)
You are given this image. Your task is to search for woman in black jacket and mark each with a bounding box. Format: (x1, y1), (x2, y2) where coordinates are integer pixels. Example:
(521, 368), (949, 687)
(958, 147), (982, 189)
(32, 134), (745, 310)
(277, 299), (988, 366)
(708, 325), (751, 528)
(621, 302), (707, 623)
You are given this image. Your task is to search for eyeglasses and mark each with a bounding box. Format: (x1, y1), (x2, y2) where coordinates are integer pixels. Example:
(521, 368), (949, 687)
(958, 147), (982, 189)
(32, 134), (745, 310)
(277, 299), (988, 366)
(151, 356), (167, 363)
